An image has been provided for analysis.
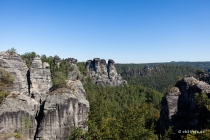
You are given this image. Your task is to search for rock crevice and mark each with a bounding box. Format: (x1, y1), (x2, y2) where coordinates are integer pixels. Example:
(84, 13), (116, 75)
(0, 52), (89, 140)
(160, 76), (210, 138)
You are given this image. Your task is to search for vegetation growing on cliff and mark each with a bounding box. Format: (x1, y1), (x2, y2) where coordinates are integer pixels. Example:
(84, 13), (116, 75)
(0, 68), (14, 104)
(7, 47), (17, 56)
(2, 50), (210, 139)
(21, 52), (73, 89)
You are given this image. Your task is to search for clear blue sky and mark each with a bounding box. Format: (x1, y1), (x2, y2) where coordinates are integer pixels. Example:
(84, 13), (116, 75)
(0, 0), (209, 63)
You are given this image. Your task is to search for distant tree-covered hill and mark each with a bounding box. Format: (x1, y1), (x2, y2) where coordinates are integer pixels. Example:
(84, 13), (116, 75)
(115, 63), (199, 93)
(168, 61), (210, 73)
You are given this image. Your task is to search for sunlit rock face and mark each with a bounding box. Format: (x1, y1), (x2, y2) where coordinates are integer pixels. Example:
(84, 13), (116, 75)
(85, 58), (127, 86)
(0, 51), (89, 140)
(30, 56), (52, 102)
(160, 76), (210, 138)
(0, 51), (28, 94)
(0, 92), (39, 140)
(34, 80), (89, 140)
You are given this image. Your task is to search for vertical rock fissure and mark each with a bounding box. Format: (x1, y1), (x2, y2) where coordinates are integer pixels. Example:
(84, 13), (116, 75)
(34, 100), (46, 140)
(26, 69), (32, 95)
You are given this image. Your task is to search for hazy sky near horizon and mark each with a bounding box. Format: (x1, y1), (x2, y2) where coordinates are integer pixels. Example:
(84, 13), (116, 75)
(0, 0), (209, 63)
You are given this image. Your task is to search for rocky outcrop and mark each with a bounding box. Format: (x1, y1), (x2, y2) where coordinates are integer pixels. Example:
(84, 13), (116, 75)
(35, 80), (89, 140)
(30, 57), (52, 102)
(0, 51), (28, 94)
(0, 92), (39, 140)
(0, 51), (89, 140)
(107, 59), (117, 79)
(66, 58), (80, 81)
(199, 73), (210, 85)
(160, 76), (210, 138)
(85, 58), (127, 86)
(65, 58), (78, 64)
(53, 57), (61, 67)
(68, 64), (80, 81)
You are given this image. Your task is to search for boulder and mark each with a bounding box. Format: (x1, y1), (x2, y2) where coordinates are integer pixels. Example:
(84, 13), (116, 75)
(31, 57), (42, 69)
(42, 62), (50, 69)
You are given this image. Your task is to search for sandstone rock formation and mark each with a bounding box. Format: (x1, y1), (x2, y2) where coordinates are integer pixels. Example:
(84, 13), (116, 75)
(53, 57), (61, 67)
(0, 92), (39, 139)
(30, 56), (52, 103)
(85, 58), (127, 86)
(35, 80), (89, 140)
(65, 58), (78, 64)
(0, 51), (28, 94)
(160, 76), (210, 138)
(67, 58), (81, 81)
(0, 51), (89, 140)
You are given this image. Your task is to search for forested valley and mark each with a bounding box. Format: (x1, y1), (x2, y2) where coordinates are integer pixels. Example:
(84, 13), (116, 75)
(21, 52), (210, 139)
(1, 49), (210, 139)
(115, 62), (210, 93)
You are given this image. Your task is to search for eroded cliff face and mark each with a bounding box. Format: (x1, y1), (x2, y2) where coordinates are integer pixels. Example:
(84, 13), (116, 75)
(35, 80), (89, 140)
(0, 92), (39, 139)
(85, 58), (127, 86)
(0, 52), (89, 140)
(30, 56), (52, 103)
(0, 51), (28, 94)
(160, 76), (210, 137)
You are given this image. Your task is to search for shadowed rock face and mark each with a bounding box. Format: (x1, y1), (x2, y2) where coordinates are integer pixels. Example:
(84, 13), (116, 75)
(100, 59), (106, 65)
(160, 76), (210, 138)
(53, 57), (61, 67)
(65, 58), (78, 64)
(85, 58), (127, 86)
(0, 51), (89, 140)
(85, 60), (93, 71)
(100, 59), (108, 76)
(93, 58), (101, 73)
